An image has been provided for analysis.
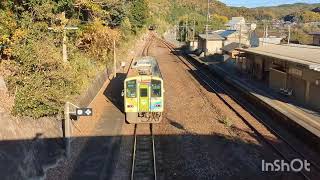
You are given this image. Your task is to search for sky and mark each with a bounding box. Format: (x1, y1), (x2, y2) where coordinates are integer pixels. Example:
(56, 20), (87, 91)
(219, 0), (320, 8)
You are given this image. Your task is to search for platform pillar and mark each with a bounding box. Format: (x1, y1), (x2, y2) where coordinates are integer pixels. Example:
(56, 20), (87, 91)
(305, 81), (310, 105)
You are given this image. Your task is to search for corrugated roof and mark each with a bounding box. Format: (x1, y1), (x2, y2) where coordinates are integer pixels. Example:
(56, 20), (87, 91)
(238, 44), (320, 71)
(218, 30), (237, 38)
(310, 32), (320, 35)
(221, 42), (246, 52)
(198, 33), (224, 40)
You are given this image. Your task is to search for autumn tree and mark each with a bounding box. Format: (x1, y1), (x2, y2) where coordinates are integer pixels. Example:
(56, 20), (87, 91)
(129, 0), (149, 32)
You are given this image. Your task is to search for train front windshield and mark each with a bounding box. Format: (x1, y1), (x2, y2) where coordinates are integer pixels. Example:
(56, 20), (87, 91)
(151, 80), (161, 97)
(126, 80), (137, 98)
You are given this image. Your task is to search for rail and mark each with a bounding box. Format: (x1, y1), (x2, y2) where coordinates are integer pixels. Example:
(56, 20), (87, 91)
(158, 37), (320, 180)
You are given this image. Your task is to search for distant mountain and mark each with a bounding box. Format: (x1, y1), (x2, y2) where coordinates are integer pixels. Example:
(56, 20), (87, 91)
(150, 0), (320, 22)
(253, 3), (320, 18)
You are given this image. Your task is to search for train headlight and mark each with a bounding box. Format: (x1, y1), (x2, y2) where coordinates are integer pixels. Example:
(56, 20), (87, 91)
(127, 105), (134, 108)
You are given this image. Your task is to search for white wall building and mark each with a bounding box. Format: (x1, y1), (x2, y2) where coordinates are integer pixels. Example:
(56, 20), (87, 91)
(226, 17), (246, 31)
(259, 36), (283, 45)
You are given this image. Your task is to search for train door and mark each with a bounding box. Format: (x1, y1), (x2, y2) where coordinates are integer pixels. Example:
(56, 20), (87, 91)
(139, 83), (149, 112)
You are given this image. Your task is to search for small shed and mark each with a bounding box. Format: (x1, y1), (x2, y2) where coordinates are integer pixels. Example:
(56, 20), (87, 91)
(198, 33), (224, 54)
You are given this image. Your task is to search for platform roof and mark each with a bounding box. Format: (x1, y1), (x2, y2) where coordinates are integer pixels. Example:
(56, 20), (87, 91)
(238, 44), (320, 71)
(221, 42), (246, 53)
(310, 32), (320, 36)
(198, 33), (224, 41)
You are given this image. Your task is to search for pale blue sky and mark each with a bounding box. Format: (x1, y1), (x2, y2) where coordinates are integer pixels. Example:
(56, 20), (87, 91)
(219, 0), (320, 7)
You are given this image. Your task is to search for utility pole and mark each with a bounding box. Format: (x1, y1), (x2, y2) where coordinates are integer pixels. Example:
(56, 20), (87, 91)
(48, 12), (78, 63)
(62, 30), (67, 63)
(180, 24), (183, 45)
(113, 39), (117, 78)
(192, 17), (196, 47)
(265, 23), (268, 38)
(185, 18), (188, 42)
(239, 24), (242, 48)
(205, 0), (210, 57)
(175, 24), (177, 41)
(262, 21), (266, 46)
(287, 24), (291, 44)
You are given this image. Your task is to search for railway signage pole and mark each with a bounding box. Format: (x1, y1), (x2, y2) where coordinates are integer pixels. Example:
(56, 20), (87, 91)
(64, 102), (71, 158)
(64, 102), (92, 159)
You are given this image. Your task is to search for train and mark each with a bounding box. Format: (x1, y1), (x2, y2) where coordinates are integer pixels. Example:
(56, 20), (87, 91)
(149, 24), (156, 31)
(123, 56), (164, 124)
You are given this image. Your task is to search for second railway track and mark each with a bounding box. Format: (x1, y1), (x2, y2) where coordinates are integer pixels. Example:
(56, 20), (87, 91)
(158, 37), (320, 180)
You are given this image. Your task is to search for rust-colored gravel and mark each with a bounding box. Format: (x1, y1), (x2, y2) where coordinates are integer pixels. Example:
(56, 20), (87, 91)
(150, 39), (303, 180)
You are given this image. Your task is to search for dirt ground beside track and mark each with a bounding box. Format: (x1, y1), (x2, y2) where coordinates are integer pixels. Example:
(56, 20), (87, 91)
(149, 39), (303, 180)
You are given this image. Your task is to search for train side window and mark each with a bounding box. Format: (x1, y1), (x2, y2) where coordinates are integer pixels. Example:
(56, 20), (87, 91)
(151, 80), (161, 97)
(140, 88), (148, 97)
(126, 80), (136, 98)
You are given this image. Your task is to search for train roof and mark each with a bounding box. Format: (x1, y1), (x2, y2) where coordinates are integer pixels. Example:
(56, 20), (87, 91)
(128, 56), (162, 78)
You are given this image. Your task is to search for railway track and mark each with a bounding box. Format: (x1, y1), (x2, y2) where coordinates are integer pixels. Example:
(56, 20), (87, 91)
(158, 38), (320, 180)
(130, 34), (157, 180)
(142, 35), (154, 56)
(131, 124), (157, 180)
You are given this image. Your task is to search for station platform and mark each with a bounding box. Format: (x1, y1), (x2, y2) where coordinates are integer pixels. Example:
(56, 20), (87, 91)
(187, 53), (320, 139)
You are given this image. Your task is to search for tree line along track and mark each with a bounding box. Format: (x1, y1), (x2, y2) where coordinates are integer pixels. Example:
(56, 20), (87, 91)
(157, 37), (320, 180)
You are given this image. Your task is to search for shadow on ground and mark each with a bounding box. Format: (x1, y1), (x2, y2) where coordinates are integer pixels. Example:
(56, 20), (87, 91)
(1, 130), (316, 180)
(103, 73), (127, 113)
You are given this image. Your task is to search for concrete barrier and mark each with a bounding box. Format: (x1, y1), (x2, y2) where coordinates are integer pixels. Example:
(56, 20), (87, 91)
(78, 68), (113, 108)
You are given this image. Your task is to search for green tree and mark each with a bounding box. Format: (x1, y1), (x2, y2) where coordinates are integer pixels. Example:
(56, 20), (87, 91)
(129, 0), (149, 32)
(301, 11), (320, 22)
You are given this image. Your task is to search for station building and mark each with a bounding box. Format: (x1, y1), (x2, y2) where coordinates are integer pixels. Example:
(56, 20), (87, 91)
(237, 44), (320, 111)
(197, 33), (224, 54)
(197, 30), (249, 55)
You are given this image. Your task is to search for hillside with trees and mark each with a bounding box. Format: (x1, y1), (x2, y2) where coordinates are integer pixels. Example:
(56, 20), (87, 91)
(1, 0), (320, 118)
(255, 3), (320, 20)
(150, 0), (320, 44)
(0, 0), (150, 118)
